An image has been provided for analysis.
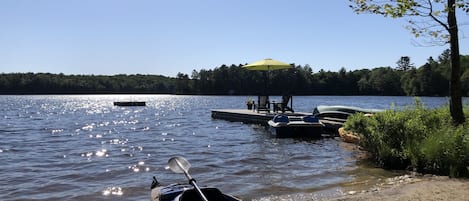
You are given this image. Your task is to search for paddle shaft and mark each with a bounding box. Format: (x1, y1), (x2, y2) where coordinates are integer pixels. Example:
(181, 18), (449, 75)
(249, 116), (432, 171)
(189, 178), (208, 201)
(175, 160), (209, 201)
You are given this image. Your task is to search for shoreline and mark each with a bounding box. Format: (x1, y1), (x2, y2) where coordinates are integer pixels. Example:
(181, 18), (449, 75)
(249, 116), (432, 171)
(255, 173), (469, 201)
(327, 174), (469, 201)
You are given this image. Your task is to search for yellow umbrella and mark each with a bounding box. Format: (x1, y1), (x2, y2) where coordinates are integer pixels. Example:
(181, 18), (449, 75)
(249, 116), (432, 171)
(242, 58), (292, 71)
(242, 58), (292, 95)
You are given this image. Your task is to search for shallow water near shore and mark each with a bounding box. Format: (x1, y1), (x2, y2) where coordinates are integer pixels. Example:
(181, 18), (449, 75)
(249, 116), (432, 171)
(0, 95), (464, 200)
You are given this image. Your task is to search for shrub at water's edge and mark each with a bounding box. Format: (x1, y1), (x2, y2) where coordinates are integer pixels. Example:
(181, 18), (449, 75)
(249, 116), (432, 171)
(344, 99), (469, 177)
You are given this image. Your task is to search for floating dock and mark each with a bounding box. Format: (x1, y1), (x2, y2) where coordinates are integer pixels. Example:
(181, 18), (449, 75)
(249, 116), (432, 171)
(113, 101), (146, 106)
(211, 109), (308, 125)
(211, 109), (343, 135)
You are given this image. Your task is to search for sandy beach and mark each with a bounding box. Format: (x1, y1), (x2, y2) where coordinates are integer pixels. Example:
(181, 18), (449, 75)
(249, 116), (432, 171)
(255, 173), (469, 201)
(325, 137), (469, 201)
(328, 174), (469, 201)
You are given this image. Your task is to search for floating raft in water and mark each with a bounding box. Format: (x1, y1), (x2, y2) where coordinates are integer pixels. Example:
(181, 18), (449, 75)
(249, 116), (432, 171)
(113, 101), (146, 106)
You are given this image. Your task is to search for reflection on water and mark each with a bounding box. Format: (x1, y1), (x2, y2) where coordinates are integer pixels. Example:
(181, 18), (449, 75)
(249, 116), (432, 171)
(0, 95), (459, 200)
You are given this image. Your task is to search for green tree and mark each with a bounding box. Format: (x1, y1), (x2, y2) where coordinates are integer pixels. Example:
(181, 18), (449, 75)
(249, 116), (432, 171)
(396, 56), (414, 71)
(461, 69), (469, 96)
(368, 67), (404, 95)
(176, 72), (191, 94)
(439, 49), (452, 64)
(418, 63), (437, 95)
(349, 0), (468, 124)
(401, 68), (419, 95)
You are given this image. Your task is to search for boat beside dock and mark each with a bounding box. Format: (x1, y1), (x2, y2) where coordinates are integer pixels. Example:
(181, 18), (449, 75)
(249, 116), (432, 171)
(211, 109), (344, 136)
(211, 109), (309, 125)
(268, 114), (324, 138)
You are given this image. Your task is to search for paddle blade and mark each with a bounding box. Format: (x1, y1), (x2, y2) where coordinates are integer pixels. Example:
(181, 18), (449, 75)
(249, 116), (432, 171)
(168, 156), (191, 173)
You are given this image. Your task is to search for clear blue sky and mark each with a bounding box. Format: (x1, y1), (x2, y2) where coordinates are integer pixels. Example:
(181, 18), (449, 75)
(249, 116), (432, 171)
(1, 0), (468, 77)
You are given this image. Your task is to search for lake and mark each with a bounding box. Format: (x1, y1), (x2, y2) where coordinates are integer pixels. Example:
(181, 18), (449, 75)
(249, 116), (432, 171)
(0, 95), (465, 200)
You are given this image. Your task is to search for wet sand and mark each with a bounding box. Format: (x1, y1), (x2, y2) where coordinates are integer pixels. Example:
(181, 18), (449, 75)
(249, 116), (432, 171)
(254, 174), (469, 201)
(327, 174), (469, 201)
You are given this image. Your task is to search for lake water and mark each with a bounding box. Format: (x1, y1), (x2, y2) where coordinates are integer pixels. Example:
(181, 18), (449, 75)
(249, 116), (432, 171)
(1, 95), (466, 201)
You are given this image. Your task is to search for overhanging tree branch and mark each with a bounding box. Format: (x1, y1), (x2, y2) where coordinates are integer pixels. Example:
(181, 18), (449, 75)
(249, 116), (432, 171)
(349, 0), (467, 124)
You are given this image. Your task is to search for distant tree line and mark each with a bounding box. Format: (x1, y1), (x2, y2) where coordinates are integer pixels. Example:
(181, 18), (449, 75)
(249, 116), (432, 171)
(0, 73), (176, 94)
(1, 51), (468, 96)
(184, 50), (469, 96)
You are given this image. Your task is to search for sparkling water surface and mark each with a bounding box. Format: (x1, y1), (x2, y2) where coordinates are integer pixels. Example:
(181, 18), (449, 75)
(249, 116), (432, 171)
(0, 95), (462, 200)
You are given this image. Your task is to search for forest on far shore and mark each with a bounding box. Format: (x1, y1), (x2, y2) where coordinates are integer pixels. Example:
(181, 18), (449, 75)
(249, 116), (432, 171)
(1, 50), (468, 97)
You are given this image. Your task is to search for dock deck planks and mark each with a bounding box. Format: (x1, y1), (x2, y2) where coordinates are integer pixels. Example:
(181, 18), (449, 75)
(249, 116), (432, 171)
(211, 109), (343, 135)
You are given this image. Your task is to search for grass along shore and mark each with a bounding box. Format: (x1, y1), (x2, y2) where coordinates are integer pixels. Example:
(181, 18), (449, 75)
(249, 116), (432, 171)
(344, 99), (469, 178)
(256, 99), (469, 201)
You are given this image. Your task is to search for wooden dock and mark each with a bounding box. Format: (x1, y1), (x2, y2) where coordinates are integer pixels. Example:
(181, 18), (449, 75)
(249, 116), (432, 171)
(211, 109), (343, 135)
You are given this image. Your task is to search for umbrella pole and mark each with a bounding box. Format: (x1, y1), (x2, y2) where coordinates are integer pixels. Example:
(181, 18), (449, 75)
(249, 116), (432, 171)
(266, 66), (270, 95)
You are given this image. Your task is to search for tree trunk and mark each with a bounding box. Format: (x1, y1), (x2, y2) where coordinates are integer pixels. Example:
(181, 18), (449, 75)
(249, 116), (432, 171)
(448, 0), (465, 124)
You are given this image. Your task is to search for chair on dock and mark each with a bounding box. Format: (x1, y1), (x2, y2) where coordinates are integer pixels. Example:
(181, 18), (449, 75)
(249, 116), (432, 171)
(256, 95), (270, 113)
(273, 95), (294, 113)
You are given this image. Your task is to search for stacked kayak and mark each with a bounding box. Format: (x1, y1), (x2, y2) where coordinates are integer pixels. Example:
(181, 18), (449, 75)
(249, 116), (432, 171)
(313, 105), (383, 121)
